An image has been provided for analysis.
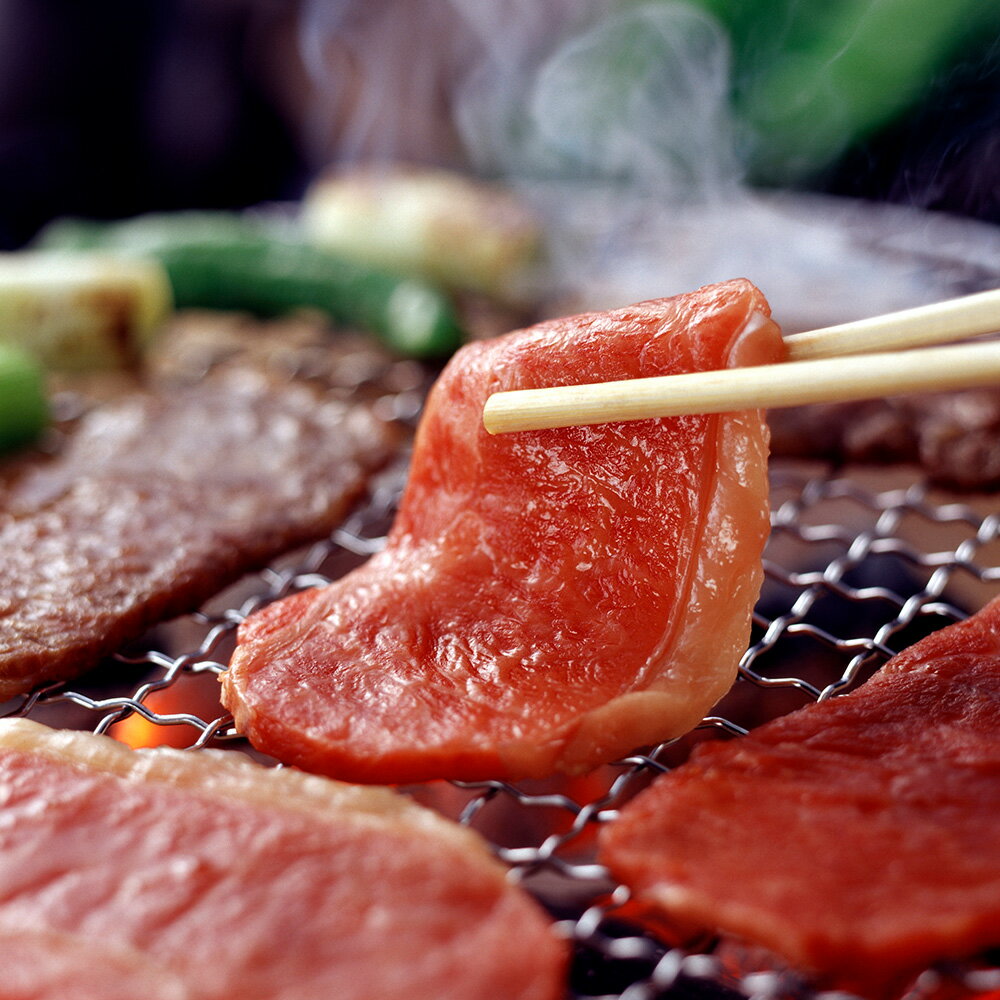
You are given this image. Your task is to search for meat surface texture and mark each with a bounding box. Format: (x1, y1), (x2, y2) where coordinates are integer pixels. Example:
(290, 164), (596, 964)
(222, 279), (784, 783)
(769, 387), (1000, 492)
(599, 596), (1000, 997)
(0, 369), (398, 700)
(0, 719), (566, 1000)
(4, 931), (192, 1000)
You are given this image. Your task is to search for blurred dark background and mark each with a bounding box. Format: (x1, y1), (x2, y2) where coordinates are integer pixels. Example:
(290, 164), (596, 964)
(828, 46), (1000, 222)
(0, 0), (307, 248)
(1, 0), (998, 250)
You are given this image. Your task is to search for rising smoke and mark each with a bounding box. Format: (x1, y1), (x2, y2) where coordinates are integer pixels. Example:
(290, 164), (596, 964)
(295, 0), (1000, 330)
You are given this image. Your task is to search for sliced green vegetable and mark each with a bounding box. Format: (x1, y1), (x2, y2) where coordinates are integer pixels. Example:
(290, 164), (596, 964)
(0, 253), (172, 371)
(0, 343), (48, 453)
(155, 239), (465, 360)
(36, 211), (467, 360)
(35, 211), (269, 256)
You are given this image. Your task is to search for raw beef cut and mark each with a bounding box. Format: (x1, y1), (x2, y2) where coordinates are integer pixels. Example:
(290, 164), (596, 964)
(0, 719), (566, 1000)
(4, 931), (192, 1000)
(223, 279), (783, 782)
(599, 596), (1000, 997)
(0, 368), (399, 700)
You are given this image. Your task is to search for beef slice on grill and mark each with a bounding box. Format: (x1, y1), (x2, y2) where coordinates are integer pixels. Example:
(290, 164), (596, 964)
(0, 367), (400, 701)
(0, 718), (567, 1000)
(221, 279), (782, 784)
(599, 594), (1000, 997)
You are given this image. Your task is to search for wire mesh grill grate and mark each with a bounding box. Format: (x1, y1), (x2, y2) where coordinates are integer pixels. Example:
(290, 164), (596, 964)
(4, 458), (999, 999)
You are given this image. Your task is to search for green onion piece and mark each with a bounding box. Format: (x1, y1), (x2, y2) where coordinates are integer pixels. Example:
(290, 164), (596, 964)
(0, 343), (48, 453)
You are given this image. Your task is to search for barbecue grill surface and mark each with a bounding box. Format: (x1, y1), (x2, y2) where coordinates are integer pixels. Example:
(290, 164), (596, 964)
(3, 444), (999, 999)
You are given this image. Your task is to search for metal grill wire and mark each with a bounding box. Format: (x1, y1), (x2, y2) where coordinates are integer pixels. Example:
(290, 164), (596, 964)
(6, 462), (1000, 999)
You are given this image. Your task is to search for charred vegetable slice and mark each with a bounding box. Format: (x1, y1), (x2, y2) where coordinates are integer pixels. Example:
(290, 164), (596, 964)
(156, 239), (465, 360)
(0, 252), (171, 371)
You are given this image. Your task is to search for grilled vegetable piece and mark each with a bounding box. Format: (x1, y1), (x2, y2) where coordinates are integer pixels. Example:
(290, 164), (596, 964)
(34, 211), (258, 254)
(37, 211), (466, 359)
(301, 167), (545, 306)
(0, 718), (568, 1000)
(0, 344), (48, 453)
(0, 252), (171, 370)
(159, 239), (465, 360)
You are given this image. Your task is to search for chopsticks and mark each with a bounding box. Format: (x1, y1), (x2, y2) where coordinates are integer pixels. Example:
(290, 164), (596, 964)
(483, 288), (1000, 434)
(781, 287), (1000, 360)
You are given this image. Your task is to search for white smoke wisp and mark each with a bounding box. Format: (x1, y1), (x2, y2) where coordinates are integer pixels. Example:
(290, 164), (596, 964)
(296, 0), (472, 171)
(295, 0), (1000, 330)
(529, 5), (738, 195)
(443, 0), (611, 180)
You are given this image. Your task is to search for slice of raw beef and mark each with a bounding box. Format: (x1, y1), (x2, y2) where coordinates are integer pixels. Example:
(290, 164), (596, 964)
(223, 280), (784, 783)
(0, 719), (566, 1000)
(599, 596), (1000, 996)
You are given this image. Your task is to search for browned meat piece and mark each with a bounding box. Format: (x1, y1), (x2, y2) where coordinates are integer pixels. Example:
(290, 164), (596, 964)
(145, 311), (433, 403)
(0, 369), (399, 700)
(769, 387), (1000, 492)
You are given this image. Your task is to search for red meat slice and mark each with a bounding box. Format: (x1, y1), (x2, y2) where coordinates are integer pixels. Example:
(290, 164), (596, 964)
(222, 279), (784, 783)
(5, 931), (192, 1000)
(0, 719), (566, 1000)
(599, 596), (1000, 997)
